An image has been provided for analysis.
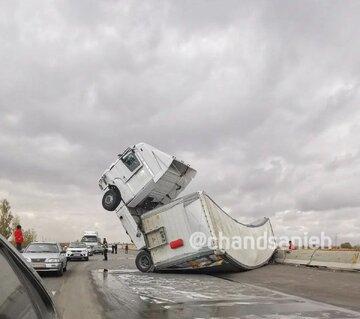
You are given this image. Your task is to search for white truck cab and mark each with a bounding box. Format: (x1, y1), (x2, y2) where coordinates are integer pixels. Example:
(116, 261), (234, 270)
(80, 231), (103, 254)
(99, 142), (196, 212)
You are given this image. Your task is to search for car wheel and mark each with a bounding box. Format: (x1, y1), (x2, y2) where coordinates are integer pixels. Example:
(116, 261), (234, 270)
(102, 187), (121, 211)
(57, 265), (64, 277)
(135, 250), (154, 273)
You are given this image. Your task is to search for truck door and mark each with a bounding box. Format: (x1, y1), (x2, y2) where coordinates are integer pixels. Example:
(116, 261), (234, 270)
(119, 149), (143, 183)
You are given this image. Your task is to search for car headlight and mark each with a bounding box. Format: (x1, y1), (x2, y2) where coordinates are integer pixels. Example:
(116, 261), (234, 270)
(47, 258), (60, 263)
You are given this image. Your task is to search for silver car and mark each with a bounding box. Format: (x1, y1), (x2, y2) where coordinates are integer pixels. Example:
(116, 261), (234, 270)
(22, 242), (67, 276)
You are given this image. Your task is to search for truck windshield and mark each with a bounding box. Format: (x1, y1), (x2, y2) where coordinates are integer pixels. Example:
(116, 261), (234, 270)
(121, 151), (140, 172)
(81, 236), (98, 243)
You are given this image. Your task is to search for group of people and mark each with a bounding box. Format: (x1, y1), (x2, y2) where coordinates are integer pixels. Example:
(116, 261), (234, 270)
(101, 238), (129, 261)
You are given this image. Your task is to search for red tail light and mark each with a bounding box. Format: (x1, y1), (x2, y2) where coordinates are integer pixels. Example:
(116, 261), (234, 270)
(170, 239), (184, 249)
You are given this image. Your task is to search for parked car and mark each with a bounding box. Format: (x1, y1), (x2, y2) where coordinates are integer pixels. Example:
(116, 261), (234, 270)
(22, 242), (67, 276)
(0, 234), (58, 318)
(66, 242), (89, 261)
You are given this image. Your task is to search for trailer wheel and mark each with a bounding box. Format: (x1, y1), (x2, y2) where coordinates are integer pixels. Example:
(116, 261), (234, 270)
(135, 250), (153, 272)
(102, 188), (121, 211)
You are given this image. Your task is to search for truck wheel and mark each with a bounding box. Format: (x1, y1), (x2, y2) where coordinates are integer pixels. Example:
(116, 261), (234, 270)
(135, 250), (153, 273)
(102, 188), (121, 211)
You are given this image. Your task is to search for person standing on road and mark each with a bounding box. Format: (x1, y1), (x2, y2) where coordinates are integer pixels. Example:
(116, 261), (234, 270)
(125, 244), (128, 254)
(288, 240), (295, 250)
(103, 238), (108, 261)
(114, 243), (117, 254)
(13, 225), (24, 252)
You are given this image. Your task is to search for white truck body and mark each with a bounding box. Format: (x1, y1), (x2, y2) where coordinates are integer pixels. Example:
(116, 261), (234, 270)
(81, 231), (103, 254)
(99, 143), (276, 271)
(141, 191), (275, 270)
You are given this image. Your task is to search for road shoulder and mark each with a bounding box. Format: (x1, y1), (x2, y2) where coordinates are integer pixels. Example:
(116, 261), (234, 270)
(216, 263), (360, 312)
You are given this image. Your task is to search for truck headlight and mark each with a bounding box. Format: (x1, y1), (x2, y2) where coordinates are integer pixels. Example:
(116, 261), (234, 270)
(98, 176), (107, 190)
(47, 258), (60, 263)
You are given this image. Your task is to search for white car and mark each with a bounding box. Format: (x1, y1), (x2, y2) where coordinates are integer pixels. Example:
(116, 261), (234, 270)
(22, 242), (67, 276)
(66, 242), (89, 261)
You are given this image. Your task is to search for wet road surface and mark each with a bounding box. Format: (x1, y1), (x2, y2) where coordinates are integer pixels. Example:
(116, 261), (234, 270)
(93, 268), (360, 319)
(40, 251), (360, 319)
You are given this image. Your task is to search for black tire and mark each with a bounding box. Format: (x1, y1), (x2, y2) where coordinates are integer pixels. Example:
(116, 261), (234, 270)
(135, 250), (153, 273)
(102, 188), (121, 211)
(57, 265), (64, 276)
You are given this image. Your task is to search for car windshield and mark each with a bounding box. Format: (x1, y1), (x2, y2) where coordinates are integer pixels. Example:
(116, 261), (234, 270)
(25, 243), (59, 253)
(81, 236), (98, 243)
(69, 242), (87, 248)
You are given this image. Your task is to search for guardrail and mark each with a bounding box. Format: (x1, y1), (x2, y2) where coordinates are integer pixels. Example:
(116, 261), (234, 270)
(274, 249), (360, 271)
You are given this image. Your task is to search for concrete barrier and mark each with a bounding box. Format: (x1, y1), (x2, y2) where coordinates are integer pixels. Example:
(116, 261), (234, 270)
(275, 249), (360, 271)
(309, 250), (360, 270)
(275, 249), (315, 265)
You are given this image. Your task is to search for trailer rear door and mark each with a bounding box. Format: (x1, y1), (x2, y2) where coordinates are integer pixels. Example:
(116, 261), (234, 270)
(141, 193), (212, 267)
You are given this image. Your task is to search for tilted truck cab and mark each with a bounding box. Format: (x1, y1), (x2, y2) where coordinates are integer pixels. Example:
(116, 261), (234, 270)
(99, 142), (196, 212)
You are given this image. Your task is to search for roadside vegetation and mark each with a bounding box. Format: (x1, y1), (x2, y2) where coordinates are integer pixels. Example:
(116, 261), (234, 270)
(0, 198), (37, 247)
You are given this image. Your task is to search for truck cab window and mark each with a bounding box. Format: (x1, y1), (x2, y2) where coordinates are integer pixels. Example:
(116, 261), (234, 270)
(0, 251), (37, 319)
(121, 151), (140, 172)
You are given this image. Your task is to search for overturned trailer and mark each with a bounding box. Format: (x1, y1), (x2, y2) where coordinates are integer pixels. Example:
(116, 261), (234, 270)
(99, 143), (276, 272)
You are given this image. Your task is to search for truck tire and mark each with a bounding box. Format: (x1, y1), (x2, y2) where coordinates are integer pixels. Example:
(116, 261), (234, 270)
(135, 250), (153, 273)
(102, 188), (121, 211)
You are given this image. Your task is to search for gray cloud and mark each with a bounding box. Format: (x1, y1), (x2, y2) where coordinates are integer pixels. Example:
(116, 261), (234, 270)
(0, 1), (359, 244)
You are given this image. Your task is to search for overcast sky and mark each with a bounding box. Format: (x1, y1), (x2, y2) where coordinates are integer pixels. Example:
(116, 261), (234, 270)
(0, 1), (359, 245)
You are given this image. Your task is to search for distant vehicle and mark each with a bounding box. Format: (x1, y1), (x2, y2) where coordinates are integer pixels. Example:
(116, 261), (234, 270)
(66, 242), (89, 261)
(87, 245), (94, 256)
(81, 231), (103, 254)
(0, 234), (58, 318)
(22, 242), (67, 276)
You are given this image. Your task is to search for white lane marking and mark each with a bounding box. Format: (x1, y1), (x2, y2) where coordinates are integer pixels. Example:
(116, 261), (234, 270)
(51, 290), (56, 296)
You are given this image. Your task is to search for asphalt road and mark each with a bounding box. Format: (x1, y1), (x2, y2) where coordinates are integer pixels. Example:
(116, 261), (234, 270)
(40, 251), (360, 319)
